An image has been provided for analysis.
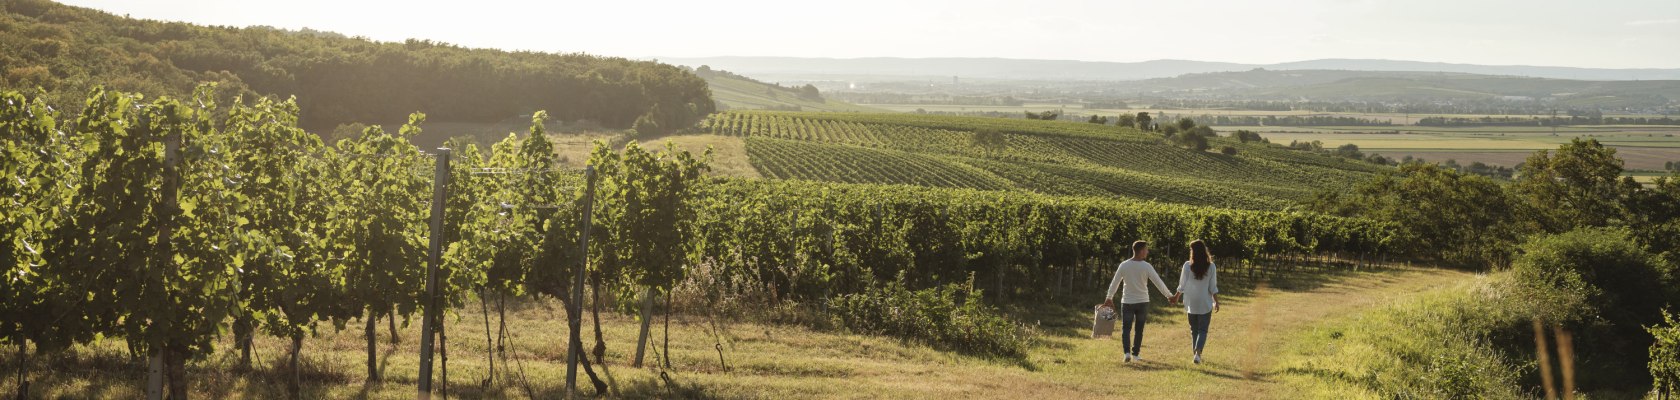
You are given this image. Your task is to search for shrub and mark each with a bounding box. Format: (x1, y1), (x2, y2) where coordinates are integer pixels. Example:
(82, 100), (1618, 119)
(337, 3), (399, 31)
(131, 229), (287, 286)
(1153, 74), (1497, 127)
(1651, 311), (1680, 398)
(828, 272), (1031, 357)
(1509, 227), (1677, 391)
(1220, 146), (1238, 156)
(1510, 228), (1673, 327)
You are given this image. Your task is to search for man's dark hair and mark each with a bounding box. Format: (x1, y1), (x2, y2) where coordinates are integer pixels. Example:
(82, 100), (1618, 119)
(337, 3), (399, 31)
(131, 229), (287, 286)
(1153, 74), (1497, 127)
(1131, 240), (1149, 255)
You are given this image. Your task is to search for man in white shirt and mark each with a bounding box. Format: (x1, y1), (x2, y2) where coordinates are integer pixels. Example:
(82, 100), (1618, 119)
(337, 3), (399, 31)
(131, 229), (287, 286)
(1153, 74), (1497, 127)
(1102, 240), (1175, 362)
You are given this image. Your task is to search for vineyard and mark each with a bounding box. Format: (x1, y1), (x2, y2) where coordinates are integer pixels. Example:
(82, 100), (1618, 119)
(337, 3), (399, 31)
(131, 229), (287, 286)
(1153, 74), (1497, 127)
(703, 111), (1390, 209)
(2, 88), (1399, 398)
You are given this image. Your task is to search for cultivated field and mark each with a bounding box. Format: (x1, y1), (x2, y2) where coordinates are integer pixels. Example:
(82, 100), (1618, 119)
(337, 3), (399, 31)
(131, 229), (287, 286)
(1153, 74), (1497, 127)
(853, 103), (1680, 176)
(1233, 125), (1680, 171)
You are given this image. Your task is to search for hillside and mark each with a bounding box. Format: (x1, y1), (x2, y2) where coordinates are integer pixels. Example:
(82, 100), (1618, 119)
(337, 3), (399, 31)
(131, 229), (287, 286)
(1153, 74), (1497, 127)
(1075, 69), (1680, 107)
(1248, 75), (1680, 106)
(694, 67), (882, 112)
(0, 0), (712, 132)
(659, 56), (1680, 81)
(699, 111), (1389, 209)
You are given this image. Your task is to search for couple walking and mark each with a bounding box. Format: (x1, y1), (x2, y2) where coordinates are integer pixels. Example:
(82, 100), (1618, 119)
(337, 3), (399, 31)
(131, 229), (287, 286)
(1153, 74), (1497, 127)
(1101, 240), (1220, 364)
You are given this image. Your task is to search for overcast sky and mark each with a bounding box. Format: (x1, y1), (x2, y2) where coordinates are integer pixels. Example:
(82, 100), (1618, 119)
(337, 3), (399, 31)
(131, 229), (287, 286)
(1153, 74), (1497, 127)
(57, 0), (1680, 69)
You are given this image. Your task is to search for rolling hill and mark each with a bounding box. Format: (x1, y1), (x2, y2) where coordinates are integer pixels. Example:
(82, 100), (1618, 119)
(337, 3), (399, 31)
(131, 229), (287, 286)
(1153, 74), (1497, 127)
(658, 56), (1680, 81)
(694, 67), (883, 112)
(0, 0), (712, 132)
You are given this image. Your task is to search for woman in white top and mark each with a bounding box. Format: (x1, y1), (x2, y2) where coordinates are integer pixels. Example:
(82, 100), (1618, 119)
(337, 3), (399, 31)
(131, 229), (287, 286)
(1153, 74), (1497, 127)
(1172, 240), (1220, 364)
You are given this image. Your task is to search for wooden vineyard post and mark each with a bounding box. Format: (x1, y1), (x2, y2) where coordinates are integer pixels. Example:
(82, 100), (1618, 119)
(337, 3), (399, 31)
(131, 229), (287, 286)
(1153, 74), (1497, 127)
(146, 124), (181, 400)
(419, 148), (450, 399)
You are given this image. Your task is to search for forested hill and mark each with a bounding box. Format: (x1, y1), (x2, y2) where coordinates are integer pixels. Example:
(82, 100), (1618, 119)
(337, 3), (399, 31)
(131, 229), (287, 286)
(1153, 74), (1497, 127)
(0, 0), (713, 132)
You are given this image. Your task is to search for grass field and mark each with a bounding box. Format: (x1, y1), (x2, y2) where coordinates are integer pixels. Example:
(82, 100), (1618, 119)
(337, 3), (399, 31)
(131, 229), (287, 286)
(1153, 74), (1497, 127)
(544, 133), (763, 179)
(1233, 126), (1680, 171)
(3, 262), (1468, 399)
(706, 74), (883, 113)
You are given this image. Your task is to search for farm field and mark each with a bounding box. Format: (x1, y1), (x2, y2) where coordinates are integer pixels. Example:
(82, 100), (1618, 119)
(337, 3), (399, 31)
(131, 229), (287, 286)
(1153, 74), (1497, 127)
(1229, 125), (1680, 171)
(698, 111), (1390, 209)
(855, 104), (1680, 171)
(863, 104), (1663, 124)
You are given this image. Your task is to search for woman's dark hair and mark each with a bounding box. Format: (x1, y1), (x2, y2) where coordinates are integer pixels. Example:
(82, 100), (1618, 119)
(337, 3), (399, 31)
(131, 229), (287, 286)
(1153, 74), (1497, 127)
(1188, 240), (1212, 280)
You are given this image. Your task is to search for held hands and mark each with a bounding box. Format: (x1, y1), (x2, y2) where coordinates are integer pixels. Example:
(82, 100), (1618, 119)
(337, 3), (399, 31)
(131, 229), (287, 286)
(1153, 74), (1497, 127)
(1169, 292), (1183, 304)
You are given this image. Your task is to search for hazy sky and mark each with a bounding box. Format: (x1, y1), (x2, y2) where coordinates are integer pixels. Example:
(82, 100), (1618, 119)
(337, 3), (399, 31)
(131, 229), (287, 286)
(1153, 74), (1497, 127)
(58, 0), (1680, 69)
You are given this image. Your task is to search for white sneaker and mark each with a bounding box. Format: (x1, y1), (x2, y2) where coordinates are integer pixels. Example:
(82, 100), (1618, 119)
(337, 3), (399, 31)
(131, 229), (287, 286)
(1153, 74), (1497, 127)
(1133, 354), (1144, 362)
(1194, 354), (1202, 364)
(1124, 353), (1133, 362)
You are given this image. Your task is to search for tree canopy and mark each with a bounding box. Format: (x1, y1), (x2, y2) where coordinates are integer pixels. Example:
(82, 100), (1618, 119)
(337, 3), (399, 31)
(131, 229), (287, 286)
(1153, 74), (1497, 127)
(0, 0), (714, 134)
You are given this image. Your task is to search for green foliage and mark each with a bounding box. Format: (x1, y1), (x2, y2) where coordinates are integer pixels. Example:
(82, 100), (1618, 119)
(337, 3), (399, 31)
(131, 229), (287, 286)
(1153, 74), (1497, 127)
(1650, 311), (1680, 397)
(970, 128), (1007, 153)
(829, 272), (1030, 357)
(693, 178), (1395, 302)
(1625, 173), (1680, 269)
(1511, 138), (1642, 232)
(797, 84), (822, 101)
(1114, 113), (1135, 128)
(0, 0), (713, 131)
(1231, 129), (1266, 144)
(0, 89), (78, 350)
(587, 140), (711, 302)
(1510, 228), (1677, 390)
(1167, 127), (1210, 151)
(222, 94), (352, 340)
(329, 114), (430, 324)
(1511, 228), (1673, 327)
(1022, 110), (1059, 120)
(1314, 163), (1529, 269)
(1334, 143), (1362, 159)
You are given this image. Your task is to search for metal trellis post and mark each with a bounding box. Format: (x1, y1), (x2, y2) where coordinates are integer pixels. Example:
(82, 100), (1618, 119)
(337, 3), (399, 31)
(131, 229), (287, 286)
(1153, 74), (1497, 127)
(566, 165), (596, 396)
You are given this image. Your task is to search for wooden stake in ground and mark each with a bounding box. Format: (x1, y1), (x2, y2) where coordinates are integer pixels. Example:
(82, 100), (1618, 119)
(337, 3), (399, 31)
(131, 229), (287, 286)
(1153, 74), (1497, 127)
(591, 273), (608, 360)
(1553, 325), (1576, 400)
(366, 310), (380, 381)
(481, 290), (495, 388)
(634, 287), (655, 367)
(664, 291), (674, 369)
(13, 341), (28, 400)
(1533, 318), (1557, 400)
(289, 334), (303, 399)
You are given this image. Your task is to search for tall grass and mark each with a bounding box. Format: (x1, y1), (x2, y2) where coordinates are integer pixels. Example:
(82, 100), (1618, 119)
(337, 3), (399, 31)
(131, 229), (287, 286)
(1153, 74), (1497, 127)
(1277, 274), (1533, 399)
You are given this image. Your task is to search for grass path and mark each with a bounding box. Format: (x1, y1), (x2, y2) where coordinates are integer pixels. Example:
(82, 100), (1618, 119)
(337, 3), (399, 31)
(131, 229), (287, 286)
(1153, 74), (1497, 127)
(6, 265), (1472, 399)
(930, 265), (1472, 399)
